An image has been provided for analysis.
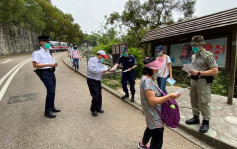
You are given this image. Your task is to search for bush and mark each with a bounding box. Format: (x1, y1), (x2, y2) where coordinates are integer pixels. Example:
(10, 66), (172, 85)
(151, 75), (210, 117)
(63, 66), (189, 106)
(128, 47), (144, 78)
(211, 71), (229, 96)
(101, 75), (121, 89)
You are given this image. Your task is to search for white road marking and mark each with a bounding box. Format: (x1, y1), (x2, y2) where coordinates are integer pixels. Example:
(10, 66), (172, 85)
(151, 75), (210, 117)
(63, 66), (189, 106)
(2, 59), (12, 64)
(0, 58), (31, 86)
(0, 59), (31, 101)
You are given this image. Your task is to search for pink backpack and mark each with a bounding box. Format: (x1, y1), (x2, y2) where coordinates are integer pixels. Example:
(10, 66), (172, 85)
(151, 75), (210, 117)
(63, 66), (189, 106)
(155, 87), (180, 128)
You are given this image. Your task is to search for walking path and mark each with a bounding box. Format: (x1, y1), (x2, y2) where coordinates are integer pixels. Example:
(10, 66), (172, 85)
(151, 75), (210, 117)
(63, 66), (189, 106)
(63, 54), (237, 149)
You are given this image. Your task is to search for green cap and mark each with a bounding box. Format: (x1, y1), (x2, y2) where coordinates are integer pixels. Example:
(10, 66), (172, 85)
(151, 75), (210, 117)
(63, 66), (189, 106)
(191, 35), (205, 46)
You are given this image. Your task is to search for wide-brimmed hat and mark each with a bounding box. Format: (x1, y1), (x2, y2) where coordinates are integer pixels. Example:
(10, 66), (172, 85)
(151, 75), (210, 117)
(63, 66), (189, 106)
(97, 50), (108, 59)
(191, 35), (205, 46)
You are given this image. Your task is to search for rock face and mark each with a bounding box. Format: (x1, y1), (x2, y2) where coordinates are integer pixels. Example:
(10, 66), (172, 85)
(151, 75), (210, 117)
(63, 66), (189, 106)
(0, 22), (39, 56)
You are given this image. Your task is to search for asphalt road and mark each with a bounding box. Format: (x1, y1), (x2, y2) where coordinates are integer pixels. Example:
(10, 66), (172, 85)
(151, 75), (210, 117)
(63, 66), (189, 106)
(0, 52), (201, 149)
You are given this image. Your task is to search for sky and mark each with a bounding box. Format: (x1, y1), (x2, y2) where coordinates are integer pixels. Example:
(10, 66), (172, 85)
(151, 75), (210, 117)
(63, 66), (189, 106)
(51, 0), (237, 34)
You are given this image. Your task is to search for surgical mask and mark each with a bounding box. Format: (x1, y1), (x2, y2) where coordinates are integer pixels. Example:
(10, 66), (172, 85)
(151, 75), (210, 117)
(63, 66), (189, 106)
(122, 53), (127, 57)
(44, 43), (51, 49)
(157, 52), (162, 56)
(192, 46), (200, 53)
(99, 58), (104, 63)
(74, 48), (77, 50)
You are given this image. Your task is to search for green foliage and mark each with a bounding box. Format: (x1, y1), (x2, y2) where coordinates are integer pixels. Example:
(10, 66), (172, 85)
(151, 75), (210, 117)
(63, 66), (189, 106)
(211, 71), (229, 96)
(93, 41), (118, 55)
(101, 75), (121, 89)
(0, 0), (83, 43)
(0, 0), (45, 32)
(128, 47), (144, 78)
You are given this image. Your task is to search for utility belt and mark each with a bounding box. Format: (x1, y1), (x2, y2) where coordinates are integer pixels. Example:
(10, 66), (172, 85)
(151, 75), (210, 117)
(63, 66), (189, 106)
(190, 75), (214, 84)
(34, 67), (55, 81)
(36, 67), (55, 72)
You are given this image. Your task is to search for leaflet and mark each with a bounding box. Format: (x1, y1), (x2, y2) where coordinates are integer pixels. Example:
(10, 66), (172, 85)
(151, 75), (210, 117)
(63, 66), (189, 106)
(102, 65), (108, 71)
(167, 78), (176, 85)
(176, 88), (187, 95)
(182, 63), (194, 73)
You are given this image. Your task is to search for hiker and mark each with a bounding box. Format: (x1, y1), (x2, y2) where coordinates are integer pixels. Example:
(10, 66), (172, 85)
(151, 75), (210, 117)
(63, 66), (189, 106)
(87, 50), (109, 117)
(156, 45), (172, 94)
(71, 45), (81, 71)
(138, 57), (180, 149)
(185, 35), (218, 133)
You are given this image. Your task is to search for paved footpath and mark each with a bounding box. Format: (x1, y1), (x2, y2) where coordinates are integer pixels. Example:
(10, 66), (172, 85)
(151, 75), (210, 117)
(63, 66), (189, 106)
(64, 53), (237, 149)
(0, 52), (200, 149)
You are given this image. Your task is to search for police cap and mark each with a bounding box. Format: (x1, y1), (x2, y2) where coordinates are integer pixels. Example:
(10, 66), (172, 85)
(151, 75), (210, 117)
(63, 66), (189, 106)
(38, 35), (51, 41)
(121, 47), (128, 53)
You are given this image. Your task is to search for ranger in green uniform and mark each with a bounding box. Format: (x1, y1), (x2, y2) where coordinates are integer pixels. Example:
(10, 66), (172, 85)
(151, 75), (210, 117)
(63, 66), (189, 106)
(185, 35), (218, 133)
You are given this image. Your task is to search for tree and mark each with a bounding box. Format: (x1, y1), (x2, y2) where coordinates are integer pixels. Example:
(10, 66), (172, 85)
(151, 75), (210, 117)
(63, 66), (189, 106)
(107, 0), (196, 55)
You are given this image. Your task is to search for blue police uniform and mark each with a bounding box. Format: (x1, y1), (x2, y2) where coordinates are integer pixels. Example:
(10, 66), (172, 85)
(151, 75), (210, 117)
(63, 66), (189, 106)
(117, 55), (137, 97)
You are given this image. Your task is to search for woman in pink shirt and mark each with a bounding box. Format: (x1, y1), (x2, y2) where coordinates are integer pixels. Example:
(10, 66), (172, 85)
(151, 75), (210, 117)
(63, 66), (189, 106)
(72, 46), (81, 71)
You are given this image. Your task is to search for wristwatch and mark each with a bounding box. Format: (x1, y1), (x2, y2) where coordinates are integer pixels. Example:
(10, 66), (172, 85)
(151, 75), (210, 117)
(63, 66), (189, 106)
(197, 71), (201, 76)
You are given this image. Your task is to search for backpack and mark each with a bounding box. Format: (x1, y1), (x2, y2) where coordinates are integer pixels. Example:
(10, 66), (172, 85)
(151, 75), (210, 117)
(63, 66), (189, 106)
(155, 87), (180, 128)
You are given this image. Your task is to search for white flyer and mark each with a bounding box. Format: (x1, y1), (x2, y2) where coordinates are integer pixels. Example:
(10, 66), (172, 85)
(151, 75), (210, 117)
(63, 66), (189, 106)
(182, 64), (194, 73)
(102, 65), (108, 71)
(176, 88), (187, 95)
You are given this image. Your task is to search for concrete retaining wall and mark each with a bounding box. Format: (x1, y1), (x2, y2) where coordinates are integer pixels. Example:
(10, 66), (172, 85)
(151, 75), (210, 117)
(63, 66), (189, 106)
(0, 22), (39, 56)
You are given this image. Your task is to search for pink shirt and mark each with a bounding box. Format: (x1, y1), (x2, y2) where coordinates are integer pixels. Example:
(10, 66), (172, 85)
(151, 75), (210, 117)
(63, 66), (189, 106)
(72, 50), (80, 59)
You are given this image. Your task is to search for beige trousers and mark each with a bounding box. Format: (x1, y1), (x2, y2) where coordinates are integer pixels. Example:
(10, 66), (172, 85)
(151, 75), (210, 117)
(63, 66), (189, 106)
(190, 78), (211, 120)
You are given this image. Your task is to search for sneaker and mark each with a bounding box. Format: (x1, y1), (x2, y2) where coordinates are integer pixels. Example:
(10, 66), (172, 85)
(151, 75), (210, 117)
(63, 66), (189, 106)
(137, 141), (148, 149)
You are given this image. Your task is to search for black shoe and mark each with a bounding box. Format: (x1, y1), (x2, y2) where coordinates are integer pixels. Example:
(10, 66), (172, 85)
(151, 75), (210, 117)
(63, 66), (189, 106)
(121, 94), (129, 100)
(52, 107), (61, 112)
(199, 120), (209, 133)
(130, 95), (134, 102)
(92, 111), (98, 116)
(97, 109), (104, 113)
(44, 111), (56, 118)
(185, 116), (200, 125)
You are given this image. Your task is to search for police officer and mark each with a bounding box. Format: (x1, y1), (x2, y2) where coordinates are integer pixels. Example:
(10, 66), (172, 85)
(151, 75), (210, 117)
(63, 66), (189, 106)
(32, 35), (60, 118)
(186, 35), (218, 133)
(110, 47), (137, 102)
(87, 50), (108, 116)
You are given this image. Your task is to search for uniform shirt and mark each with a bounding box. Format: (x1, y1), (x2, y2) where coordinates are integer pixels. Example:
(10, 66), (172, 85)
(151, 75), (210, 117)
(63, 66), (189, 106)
(140, 76), (163, 129)
(87, 56), (103, 81)
(157, 55), (171, 78)
(117, 55), (137, 71)
(32, 47), (56, 69)
(191, 49), (218, 71)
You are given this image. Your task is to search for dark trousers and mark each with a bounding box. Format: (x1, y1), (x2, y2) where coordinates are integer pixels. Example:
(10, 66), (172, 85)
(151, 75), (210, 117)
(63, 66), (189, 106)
(121, 72), (135, 95)
(73, 58), (79, 70)
(142, 127), (164, 149)
(41, 70), (56, 112)
(87, 78), (102, 112)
